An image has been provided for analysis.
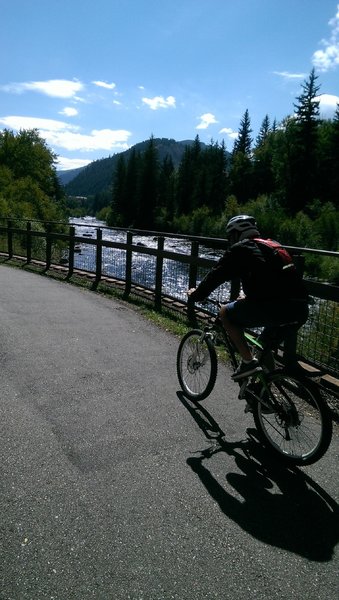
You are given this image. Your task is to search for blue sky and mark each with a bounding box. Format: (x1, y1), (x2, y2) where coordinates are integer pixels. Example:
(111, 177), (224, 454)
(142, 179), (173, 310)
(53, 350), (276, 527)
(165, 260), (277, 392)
(1, 0), (339, 170)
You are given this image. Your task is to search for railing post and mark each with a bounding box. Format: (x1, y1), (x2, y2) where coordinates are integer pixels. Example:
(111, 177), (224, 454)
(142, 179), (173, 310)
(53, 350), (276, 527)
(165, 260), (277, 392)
(93, 228), (102, 288)
(124, 231), (133, 299)
(26, 221), (32, 263)
(187, 240), (199, 324)
(7, 220), (13, 258)
(68, 225), (75, 278)
(283, 329), (299, 367)
(188, 241), (199, 289)
(292, 253), (305, 278)
(282, 252), (306, 365)
(155, 236), (164, 311)
(45, 223), (52, 270)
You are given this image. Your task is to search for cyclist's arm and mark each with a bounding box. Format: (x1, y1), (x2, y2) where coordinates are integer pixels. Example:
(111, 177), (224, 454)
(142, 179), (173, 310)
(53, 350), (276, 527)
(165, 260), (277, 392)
(188, 251), (237, 302)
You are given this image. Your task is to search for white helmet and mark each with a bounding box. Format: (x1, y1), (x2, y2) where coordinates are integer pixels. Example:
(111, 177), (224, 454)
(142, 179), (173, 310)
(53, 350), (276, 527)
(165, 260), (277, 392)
(226, 214), (259, 240)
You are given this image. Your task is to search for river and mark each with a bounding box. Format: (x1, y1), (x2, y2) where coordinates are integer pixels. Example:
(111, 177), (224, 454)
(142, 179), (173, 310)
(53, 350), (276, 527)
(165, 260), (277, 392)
(70, 216), (227, 301)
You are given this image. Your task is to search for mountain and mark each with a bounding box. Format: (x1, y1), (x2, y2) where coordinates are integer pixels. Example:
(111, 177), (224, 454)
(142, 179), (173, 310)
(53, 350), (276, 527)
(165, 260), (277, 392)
(57, 166), (86, 186)
(60, 138), (206, 197)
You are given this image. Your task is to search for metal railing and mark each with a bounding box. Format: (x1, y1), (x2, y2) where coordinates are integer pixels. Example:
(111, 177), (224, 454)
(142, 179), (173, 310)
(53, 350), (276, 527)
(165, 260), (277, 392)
(0, 217), (338, 383)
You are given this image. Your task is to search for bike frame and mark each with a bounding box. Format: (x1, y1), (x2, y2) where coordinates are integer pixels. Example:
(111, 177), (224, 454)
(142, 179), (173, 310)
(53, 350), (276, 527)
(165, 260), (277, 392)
(201, 318), (284, 414)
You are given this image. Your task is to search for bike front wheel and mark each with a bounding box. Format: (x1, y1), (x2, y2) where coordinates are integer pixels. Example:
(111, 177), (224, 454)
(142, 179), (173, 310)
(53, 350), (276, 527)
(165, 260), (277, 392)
(253, 373), (333, 466)
(177, 329), (217, 401)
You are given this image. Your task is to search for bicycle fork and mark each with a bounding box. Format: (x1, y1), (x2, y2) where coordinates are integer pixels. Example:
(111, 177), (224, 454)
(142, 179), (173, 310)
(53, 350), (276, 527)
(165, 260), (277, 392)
(188, 331), (211, 370)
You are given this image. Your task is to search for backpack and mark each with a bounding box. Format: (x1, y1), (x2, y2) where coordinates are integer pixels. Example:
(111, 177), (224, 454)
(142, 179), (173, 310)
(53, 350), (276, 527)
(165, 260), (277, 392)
(253, 238), (295, 272)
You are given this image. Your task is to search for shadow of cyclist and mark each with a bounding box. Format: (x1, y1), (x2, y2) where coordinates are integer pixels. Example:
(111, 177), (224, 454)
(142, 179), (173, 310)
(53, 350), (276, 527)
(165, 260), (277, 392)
(177, 391), (338, 562)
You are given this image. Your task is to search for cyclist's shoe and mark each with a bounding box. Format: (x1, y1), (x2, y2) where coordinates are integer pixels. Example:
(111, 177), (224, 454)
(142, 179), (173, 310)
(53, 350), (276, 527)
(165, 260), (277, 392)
(232, 358), (262, 381)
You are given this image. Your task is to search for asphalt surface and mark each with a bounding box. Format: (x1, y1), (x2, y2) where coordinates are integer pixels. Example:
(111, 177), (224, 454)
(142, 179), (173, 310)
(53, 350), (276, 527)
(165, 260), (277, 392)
(0, 265), (338, 600)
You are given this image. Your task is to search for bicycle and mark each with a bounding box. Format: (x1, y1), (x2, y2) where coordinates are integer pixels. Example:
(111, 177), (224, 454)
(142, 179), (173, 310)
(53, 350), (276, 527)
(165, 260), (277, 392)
(176, 298), (333, 466)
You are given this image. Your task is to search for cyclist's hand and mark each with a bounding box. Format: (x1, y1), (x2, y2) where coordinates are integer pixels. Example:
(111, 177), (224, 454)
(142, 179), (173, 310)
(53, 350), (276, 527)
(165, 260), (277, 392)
(187, 288), (196, 296)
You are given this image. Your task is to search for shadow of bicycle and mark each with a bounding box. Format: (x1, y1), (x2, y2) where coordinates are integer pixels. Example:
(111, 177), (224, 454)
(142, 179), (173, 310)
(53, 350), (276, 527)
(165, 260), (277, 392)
(177, 390), (338, 562)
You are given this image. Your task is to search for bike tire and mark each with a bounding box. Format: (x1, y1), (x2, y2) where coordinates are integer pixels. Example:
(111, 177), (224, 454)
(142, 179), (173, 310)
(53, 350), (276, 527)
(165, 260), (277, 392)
(252, 372), (333, 466)
(177, 329), (218, 401)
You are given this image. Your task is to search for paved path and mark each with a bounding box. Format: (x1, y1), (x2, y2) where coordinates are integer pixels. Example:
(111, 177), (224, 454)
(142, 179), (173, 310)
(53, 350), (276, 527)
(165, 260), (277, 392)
(0, 265), (338, 600)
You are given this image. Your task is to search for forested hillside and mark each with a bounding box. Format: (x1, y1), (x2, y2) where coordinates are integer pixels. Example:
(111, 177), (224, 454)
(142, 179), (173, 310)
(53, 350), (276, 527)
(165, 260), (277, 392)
(57, 166), (86, 186)
(63, 138), (204, 196)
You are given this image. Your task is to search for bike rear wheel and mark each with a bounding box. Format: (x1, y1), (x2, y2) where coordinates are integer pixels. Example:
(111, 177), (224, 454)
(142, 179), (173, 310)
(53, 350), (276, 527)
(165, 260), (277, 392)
(253, 373), (333, 465)
(177, 329), (217, 401)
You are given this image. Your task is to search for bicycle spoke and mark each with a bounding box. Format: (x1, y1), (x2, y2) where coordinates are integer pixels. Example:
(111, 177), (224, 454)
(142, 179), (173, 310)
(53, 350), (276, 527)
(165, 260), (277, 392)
(253, 373), (332, 465)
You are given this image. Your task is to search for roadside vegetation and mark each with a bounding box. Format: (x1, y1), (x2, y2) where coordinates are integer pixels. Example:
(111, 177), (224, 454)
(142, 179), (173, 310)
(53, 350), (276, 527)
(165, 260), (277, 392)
(0, 128), (66, 222)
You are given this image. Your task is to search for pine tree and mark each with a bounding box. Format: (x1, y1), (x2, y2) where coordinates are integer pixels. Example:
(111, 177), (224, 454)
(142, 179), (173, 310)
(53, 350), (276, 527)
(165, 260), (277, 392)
(157, 154), (176, 225)
(253, 115), (274, 196)
(255, 115), (271, 148)
(203, 141), (228, 213)
(232, 109), (252, 155)
(329, 104), (339, 205)
(274, 70), (322, 213)
(136, 135), (159, 229)
(124, 148), (140, 226)
(175, 136), (202, 215)
(294, 68), (320, 125)
(110, 154), (126, 225)
(229, 109), (253, 202)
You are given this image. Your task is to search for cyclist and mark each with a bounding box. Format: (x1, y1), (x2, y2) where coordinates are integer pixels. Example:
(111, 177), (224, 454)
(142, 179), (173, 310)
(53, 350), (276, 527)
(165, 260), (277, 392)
(187, 215), (309, 380)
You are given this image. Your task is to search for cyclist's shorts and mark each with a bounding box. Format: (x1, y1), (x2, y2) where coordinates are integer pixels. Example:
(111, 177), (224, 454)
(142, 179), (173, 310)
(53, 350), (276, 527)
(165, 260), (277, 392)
(224, 298), (309, 328)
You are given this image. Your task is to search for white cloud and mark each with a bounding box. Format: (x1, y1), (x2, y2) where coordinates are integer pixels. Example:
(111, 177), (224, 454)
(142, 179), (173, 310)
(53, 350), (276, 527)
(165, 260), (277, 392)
(273, 71), (306, 80)
(57, 157), (92, 170)
(313, 45), (339, 71)
(47, 129), (131, 152)
(312, 4), (339, 71)
(219, 127), (238, 140)
(196, 113), (218, 129)
(92, 81), (116, 90)
(0, 115), (77, 132)
(142, 95), (176, 110)
(59, 107), (78, 117)
(317, 93), (339, 117)
(1, 79), (84, 98)
(0, 115), (131, 152)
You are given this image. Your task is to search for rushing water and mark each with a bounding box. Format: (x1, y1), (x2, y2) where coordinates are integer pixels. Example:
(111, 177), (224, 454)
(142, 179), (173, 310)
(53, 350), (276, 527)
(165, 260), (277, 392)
(70, 216), (228, 301)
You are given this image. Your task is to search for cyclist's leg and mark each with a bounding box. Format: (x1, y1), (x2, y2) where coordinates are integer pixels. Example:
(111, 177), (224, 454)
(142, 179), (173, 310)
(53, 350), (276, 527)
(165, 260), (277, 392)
(257, 300), (309, 367)
(219, 301), (253, 361)
(221, 298), (308, 362)
(220, 298), (278, 348)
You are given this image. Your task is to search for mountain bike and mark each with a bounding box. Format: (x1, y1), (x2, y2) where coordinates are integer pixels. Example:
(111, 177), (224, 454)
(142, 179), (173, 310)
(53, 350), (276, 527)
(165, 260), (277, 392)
(176, 298), (333, 466)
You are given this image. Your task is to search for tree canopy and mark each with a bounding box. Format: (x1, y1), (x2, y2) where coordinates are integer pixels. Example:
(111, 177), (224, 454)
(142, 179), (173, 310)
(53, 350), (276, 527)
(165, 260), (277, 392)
(0, 128), (65, 222)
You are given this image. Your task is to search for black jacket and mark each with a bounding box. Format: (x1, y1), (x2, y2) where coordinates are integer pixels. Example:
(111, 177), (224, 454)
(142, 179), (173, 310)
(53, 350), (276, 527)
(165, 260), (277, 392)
(190, 237), (309, 302)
